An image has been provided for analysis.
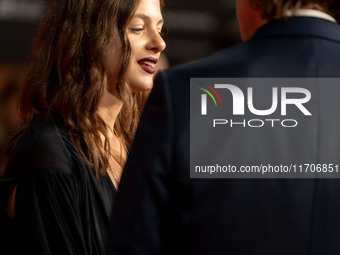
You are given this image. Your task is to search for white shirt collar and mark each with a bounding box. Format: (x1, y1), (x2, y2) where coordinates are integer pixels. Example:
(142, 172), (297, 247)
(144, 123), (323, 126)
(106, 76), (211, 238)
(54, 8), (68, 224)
(285, 9), (337, 23)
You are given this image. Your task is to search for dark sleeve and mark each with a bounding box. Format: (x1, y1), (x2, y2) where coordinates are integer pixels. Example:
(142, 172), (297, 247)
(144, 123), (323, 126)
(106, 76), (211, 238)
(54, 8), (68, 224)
(12, 168), (88, 255)
(107, 72), (175, 255)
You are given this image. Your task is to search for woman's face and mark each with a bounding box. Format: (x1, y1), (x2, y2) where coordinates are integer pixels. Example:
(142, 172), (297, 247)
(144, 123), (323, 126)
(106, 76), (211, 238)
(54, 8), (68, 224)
(125, 0), (166, 92)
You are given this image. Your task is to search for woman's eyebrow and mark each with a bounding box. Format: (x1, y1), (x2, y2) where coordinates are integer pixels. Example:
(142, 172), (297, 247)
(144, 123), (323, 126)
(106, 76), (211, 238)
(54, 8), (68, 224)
(132, 13), (164, 25)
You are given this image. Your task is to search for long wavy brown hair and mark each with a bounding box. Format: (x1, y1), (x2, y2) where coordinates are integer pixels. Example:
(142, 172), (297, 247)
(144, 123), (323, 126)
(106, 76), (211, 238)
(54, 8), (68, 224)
(0, 0), (164, 176)
(249, 0), (340, 22)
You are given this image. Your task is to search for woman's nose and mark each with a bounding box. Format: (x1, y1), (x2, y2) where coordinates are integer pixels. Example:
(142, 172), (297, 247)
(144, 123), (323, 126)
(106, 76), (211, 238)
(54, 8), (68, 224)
(146, 30), (166, 53)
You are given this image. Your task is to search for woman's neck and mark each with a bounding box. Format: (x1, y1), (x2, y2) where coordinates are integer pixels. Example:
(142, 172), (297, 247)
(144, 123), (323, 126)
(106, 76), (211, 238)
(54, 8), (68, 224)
(98, 90), (123, 132)
(98, 86), (126, 189)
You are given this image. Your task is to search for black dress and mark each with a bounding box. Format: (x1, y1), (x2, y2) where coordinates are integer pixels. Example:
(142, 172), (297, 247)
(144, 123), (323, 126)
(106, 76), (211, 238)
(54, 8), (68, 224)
(1, 114), (116, 255)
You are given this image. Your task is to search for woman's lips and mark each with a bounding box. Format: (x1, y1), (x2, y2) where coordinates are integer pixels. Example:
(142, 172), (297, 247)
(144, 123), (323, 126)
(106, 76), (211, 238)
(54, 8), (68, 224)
(138, 57), (158, 74)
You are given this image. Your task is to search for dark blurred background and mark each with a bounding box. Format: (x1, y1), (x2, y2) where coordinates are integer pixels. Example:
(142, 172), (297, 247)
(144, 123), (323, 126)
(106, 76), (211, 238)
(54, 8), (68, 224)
(0, 0), (242, 68)
(0, 0), (46, 62)
(163, 0), (241, 65)
(0, 0), (47, 148)
(0, 0), (241, 147)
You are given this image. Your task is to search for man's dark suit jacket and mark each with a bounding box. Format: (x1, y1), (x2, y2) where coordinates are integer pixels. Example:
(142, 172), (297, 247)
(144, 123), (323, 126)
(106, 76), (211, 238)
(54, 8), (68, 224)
(108, 17), (340, 255)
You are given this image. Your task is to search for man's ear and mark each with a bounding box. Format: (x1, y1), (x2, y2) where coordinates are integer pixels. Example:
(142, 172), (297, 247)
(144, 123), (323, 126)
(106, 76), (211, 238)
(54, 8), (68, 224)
(236, 0), (267, 41)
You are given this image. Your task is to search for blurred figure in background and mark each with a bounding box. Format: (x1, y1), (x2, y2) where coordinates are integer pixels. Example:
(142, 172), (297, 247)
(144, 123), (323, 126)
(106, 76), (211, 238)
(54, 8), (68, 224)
(0, 0), (44, 147)
(108, 0), (340, 255)
(156, 53), (170, 72)
(0, 65), (22, 148)
(0, 2), (45, 254)
(0, 64), (22, 255)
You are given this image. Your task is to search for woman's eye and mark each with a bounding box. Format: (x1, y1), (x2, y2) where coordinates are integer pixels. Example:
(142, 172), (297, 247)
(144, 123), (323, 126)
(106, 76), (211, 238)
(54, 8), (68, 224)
(158, 27), (167, 38)
(130, 28), (144, 34)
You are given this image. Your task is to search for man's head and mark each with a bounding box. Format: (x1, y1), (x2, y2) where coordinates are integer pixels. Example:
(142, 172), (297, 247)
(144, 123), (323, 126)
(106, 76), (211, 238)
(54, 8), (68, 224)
(236, 0), (340, 41)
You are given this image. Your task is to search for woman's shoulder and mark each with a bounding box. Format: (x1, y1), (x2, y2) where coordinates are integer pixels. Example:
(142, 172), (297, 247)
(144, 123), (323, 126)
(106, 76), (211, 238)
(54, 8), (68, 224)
(5, 114), (80, 178)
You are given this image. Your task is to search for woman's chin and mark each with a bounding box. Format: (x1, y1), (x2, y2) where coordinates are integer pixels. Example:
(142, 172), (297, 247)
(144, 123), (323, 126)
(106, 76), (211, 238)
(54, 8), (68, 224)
(130, 83), (153, 92)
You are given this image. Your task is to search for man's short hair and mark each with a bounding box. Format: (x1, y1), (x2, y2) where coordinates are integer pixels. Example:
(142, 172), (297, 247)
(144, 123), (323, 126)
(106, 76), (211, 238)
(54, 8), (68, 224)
(249, 0), (340, 22)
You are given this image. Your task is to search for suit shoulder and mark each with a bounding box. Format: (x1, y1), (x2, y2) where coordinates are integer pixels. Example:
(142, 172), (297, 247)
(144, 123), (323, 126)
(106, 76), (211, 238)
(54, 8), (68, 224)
(163, 43), (248, 80)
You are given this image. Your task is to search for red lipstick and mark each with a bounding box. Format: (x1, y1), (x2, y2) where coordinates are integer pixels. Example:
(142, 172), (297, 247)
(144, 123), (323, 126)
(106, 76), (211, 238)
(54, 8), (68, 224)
(137, 57), (158, 74)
